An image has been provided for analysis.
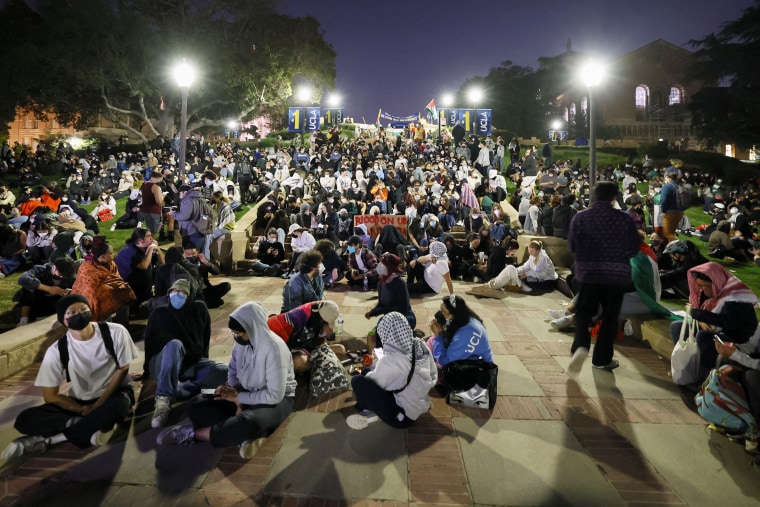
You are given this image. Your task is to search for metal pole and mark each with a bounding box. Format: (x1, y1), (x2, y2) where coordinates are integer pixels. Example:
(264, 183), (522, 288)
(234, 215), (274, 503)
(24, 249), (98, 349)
(179, 87), (189, 179)
(589, 89), (597, 187)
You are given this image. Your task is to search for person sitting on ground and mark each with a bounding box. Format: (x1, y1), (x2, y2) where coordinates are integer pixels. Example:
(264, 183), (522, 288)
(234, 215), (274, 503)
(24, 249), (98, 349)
(1, 295), (138, 460)
(659, 239), (708, 299)
(250, 227), (286, 277)
(0, 224), (27, 279)
(649, 232), (671, 271)
(365, 253), (416, 330)
(25, 218), (57, 265)
(156, 301), (296, 460)
(346, 234), (379, 290)
(114, 228), (165, 305)
(71, 236), (135, 324)
(347, 312), (437, 430)
(91, 191), (117, 222)
(429, 295), (493, 367)
(182, 242), (231, 309)
(145, 279), (228, 429)
(714, 333), (760, 438)
(670, 262), (758, 382)
(487, 240), (558, 293)
(281, 250), (325, 313)
(707, 220), (738, 260)
(267, 300), (346, 373)
(14, 257), (77, 327)
(281, 223), (316, 279)
(314, 238), (344, 288)
(407, 240), (454, 296)
(153, 246), (204, 309)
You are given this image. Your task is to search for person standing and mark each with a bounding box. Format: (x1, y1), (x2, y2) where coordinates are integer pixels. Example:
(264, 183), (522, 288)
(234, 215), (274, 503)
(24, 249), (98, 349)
(567, 181), (640, 373)
(139, 171), (165, 234)
(660, 172), (682, 244)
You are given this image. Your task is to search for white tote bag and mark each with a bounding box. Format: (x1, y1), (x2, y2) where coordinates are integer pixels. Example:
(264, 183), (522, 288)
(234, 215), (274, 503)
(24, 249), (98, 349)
(671, 315), (701, 385)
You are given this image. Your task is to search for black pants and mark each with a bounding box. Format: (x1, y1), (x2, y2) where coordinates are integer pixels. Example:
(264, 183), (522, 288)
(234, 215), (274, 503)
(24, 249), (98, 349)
(14, 387), (134, 448)
(203, 281), (231, 308)
(742, 369), (760, 423)
(18, 290), (60, 319)
(351, 375), (413, 429)
(572, 283), (625, 367)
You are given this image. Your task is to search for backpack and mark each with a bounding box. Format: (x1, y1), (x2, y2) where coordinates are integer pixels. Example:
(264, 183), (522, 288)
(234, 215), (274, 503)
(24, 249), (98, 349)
(58, 322), (118, 382)
(695, 364), (757, 435)
(238, 160), (252, 177)
(676, 183), (691, 211)
(194, 199), (218, 235)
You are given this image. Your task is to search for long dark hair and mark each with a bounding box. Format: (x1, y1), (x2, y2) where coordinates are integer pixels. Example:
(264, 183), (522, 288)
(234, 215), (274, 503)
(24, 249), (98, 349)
(441, 295), (482, 347)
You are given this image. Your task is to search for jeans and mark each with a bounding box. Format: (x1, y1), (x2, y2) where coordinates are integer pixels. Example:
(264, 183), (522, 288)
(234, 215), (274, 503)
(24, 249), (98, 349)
(351, 375), (413, 429)
(188, 396), (294, 448)
(571, 283), (626, 367)
(203, 230), (229, 260)
(14, 388), (134, 448)
(149, 339), (228, 400)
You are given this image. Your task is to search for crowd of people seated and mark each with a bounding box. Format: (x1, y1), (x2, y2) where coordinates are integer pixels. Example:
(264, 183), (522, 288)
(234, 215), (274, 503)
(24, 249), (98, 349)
(2, 132), (760, 469)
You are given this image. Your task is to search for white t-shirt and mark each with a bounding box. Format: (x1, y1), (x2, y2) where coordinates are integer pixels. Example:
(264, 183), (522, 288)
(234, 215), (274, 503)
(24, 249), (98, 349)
(35, 323), (138, 401)
(424, 259), (450, 293)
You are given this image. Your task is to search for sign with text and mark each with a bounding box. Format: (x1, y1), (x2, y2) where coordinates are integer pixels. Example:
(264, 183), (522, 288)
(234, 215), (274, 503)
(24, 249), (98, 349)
(288, 107), (321, 132)
(475, 108), (492, 136)
(324, 108), (344, 127)
(353, 214), (407, 240)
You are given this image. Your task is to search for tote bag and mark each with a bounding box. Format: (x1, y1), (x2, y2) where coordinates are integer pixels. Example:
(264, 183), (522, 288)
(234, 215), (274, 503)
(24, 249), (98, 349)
(671, 315), (700, 385)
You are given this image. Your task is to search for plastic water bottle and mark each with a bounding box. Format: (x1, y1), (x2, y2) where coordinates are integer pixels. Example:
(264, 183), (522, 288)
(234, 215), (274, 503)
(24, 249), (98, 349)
(363, 275), (369, 292)
(335, 314), (344, 335)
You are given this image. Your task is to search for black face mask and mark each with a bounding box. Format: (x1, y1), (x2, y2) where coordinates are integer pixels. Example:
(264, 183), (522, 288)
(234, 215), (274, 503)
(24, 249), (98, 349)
(233, 334), (249, 346)
(186, 256), (200, 264)
(67, 311), (92, 331)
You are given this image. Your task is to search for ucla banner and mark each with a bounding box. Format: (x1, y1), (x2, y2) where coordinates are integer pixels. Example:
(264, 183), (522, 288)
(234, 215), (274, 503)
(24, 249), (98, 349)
(451, 109), (492, 135)
(324, 108), (344, 127)
(288, 107), (321, 132)
(475, 109), (492, 136)
(377, 110), (419, 124)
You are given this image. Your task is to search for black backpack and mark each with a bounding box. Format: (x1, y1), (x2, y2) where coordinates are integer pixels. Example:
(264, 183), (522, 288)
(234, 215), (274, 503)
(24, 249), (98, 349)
(58, 322), (118, 382)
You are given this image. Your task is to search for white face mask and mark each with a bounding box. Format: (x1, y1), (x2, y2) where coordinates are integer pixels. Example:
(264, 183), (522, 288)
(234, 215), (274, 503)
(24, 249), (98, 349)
(376, 263), (388, 277)
(318, 263), (325, 275)
(267, 237), (276, 243)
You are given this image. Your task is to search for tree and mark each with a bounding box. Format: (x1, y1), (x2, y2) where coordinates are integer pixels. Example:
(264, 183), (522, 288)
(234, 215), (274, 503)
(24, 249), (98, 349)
(0, 0), (336, 145)
(687, 0), (760, 149)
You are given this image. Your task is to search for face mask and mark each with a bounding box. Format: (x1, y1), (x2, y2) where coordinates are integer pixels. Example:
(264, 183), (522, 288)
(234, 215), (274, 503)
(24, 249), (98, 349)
(376, 263), (388, 277)
(267, 237), (276, 243)
(232, 333), (249, 346)
(318, 263), (325, 275)
(205, 181), (212, 187)
(347, 246), (356, 254)
(62, 197), (68, 202)
(430, 220), (437, 226)
(472, 214), (479, 219)
(449, 185), (454, 190)
(650, 240), (661, 247)
(169, 292), (187, 309)
(351, 184), (357, 189)
(340, 213), (348, 219)
(66, 311), (92, 331)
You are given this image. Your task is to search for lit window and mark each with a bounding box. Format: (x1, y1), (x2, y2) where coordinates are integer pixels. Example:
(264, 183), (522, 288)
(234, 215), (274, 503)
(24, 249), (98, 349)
(581, 97), (588, 113)
(569, 103), (576, 118)
(563, 107), (568, 122)
(669, 87), (682, 105)
(635, 86), (648, 108)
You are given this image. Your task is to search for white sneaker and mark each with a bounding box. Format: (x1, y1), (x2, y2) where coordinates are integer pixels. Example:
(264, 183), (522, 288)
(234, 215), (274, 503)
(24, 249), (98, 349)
(239, 437), (266, 459)
(90, 423), (118, 446)
(0, 272), (5, 279)
(567, 347), (589, 375)
(156, 424), (195, 446)
(623, 320), (633, 336)
(110, 224), (117, 232)
(550, 315), (575, 329)
(520, 284), (533, 293)
(346, 410), (379, 430)
(16, 317), (30, 327)
(151, 396), (171, 428)
(1, 435), (47, 460)
(137, 221), (143, 229)
(544, 309), (566, 320)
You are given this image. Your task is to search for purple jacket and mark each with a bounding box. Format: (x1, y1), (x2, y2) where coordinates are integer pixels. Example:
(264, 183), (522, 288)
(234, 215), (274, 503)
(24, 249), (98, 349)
(567, 201), (639, 286)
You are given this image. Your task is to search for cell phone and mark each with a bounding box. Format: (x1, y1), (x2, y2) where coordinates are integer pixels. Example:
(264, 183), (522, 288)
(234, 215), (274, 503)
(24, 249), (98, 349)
(714, 334), (724, 344)
(201, 388), (216, 396)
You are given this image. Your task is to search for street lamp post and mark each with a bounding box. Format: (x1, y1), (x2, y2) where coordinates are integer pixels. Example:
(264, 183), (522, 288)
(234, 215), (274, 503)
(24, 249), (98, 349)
(296, 85), (312, 145)
(173, 60), (196, 179)
(581, 61), (604, 187)
(467, 87), (483, 138)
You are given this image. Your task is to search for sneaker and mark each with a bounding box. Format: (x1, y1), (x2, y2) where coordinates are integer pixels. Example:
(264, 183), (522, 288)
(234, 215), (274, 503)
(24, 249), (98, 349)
(567, 347), (589, 375)
(151, 396), (172, 429)
(521, 284), (533, 293)
(280, 271), (291, 279)
(623, 320), (633, 337)
(16, 317), (30, 327)
(545, 309), (566, 320)
(239, 437), (266, 459)
(0, 272), (5, 279)
(109, 224), (117, 232)
(592, 359), (620, 371)
(156, 424), (196, 446)
(550, 315), (575, 329)
(346, 410), (379, 430)
(90, 423), (118, 447)
(137, 221), (143, 229)
(1, 435), (48, 460)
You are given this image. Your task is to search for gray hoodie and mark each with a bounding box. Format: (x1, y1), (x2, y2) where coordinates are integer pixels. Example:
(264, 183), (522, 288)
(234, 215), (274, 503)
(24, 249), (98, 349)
(228, 302), (296, 405)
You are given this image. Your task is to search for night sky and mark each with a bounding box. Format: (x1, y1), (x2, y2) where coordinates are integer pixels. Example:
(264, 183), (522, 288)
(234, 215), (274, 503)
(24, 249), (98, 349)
(281, 0), (754, 124)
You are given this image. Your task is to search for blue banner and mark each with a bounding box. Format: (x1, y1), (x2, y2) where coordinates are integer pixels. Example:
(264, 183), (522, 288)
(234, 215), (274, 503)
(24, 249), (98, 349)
(289, 107), (321, 132)
(448, 109), (459, 127)
(378, 110), (419, 124)
(457, 109), (475, 134)
(475, 109), (492, 136)
(324, 108), (344, 127)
